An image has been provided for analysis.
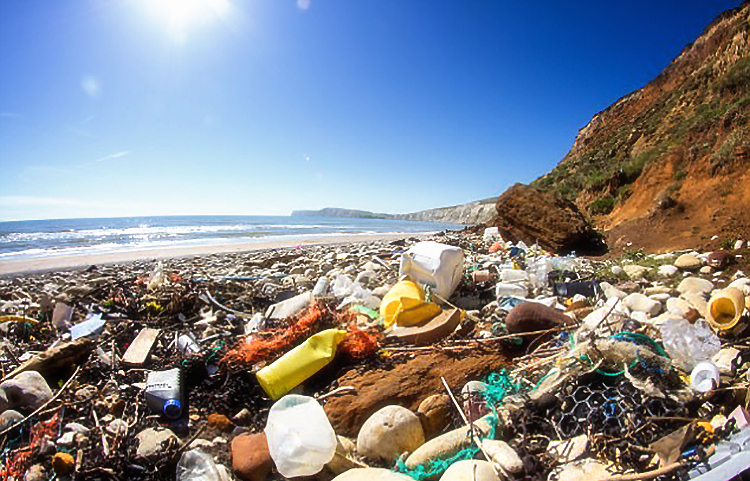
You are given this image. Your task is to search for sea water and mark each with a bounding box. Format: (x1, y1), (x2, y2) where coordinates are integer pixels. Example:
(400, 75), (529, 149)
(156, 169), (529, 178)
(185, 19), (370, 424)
(0, 215), (463, 261)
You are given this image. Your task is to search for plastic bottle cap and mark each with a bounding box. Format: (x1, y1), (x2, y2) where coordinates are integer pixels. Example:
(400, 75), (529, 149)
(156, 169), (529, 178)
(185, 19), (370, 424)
(163, 399), (182, 419)
(691, 361), (721, 393)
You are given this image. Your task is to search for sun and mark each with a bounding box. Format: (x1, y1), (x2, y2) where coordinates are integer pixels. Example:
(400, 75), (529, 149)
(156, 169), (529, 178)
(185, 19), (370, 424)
(145, 0), (231, 43)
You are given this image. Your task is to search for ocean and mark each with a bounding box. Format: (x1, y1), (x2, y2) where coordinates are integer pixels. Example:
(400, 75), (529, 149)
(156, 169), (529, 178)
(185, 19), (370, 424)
(0, 215), (463, 261)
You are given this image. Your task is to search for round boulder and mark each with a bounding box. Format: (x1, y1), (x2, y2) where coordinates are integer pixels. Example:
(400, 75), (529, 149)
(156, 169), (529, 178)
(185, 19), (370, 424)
(357, 405), (425, 463)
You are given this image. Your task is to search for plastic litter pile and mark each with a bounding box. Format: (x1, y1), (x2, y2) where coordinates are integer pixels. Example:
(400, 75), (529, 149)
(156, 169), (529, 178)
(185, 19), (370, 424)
(2, 231), (750, 480)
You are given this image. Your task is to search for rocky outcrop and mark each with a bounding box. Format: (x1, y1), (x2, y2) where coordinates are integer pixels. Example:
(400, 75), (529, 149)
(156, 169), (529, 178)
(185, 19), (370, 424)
(391, 199), (497, 225)
(488, 184), (606, 255)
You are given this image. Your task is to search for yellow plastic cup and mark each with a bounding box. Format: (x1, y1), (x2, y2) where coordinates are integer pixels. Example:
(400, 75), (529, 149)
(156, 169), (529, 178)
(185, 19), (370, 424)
(380, 280), (441, 329)
(706, 287), (745, 330)
(256, 329), (347, 400)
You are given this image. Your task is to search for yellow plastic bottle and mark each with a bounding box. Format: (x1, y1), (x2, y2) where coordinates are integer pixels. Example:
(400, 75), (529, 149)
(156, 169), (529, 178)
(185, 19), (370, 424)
(380, 280), (442, 329)
(256, 329), (348, 400)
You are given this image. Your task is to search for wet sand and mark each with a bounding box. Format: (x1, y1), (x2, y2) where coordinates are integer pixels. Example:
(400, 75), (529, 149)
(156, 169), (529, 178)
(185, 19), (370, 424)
(0, 233), (425, 276)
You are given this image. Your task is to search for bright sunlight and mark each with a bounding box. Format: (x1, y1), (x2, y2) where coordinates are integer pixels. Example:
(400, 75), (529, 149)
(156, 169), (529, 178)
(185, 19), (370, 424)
(144, 0), (231, 43)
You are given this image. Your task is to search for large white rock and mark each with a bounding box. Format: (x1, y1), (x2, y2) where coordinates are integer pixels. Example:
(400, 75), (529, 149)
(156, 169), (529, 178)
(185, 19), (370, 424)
(600, 282), (626, 301)
(0, 371), (53, 411)
(405, 415), (494, 469)
(677, 277), (714, 295)
(658, 265), (679, 277)
(333, 468), (415, 480)
(623, 265), (648, 280)
(623, 293), (661, 316)
(357, 405), (425, 463)
(439, 460), (500, 481)
(482, 439), (523, 474)
(675, 253), (702, 270)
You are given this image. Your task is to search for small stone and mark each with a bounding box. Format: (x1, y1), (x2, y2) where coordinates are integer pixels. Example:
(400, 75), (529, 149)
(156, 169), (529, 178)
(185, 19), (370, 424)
(736, 240), (745, 250)
(332, 468), (415, 480)
(0, 410), (23, 431)
(56, 431), (77, 448)
(700, 266), (713, 275)
(600, 282), (626, 300)
(357, 405), (425, 463)
(189, 438), (214, 450)
(547, 434), (588, 463)
(482, 439), (523, 474)
(658, 265), (679, 277)
(75, 385), (98, 401)
(135, 427), (178, 458)
(231, 432), (272, 481)
(675, 254), (702, 270)
(64, 422), (91, 434)
(623, 293), (661, 316)
(52, 452), (75, 476)
(208, 413), (235, 432)
(666, 297), (692, 316)
(649, 293), (671, 302)
(417, 394), (452, 439)
(405, 415), (494, 469)
(440, 459), (500, 481)
(461, 381), (489, 420)
(623, 265), (648, 280)
(678, 277), (714, 295)
(610, 266), (623, 276)
(24, 464), (47, 481)
(0, 371), (53, 411)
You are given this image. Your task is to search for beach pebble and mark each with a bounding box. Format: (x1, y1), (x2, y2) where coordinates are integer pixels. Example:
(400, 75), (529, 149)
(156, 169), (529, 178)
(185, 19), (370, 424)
(623, 293), (661, 316)
(550, 459), (610, 481)
(482, 439), (523, 473)
(231, 432), (273, 481)
(547, 434), (588, 464)
(658, 264), (679, 277)
(405, 415), (494, 469)
(357, 405), (425, 463)
(0, 410), (23, 432)
(332, 468), (415, 481)
(623, 265), (648, 280)
(417, 394), (452, 439)
(675, 254), (702, 270)
(24, 464), (47, 481)
(0, 371), (53, 411)
(52, 452), (75, 476)
(611, 266), (623, 276)
(678, 277), (714, 295)
(440, 460), (500, 481)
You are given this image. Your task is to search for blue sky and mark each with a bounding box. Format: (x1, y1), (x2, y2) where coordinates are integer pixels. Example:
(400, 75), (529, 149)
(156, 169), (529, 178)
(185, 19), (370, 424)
(0, 0), (741, 221)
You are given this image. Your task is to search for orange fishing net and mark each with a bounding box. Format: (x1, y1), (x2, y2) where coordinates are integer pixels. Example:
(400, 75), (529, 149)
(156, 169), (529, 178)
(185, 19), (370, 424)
(338, 322), (381, 360)
(221, 302), (326, 369)
(1, 413), (60, 479)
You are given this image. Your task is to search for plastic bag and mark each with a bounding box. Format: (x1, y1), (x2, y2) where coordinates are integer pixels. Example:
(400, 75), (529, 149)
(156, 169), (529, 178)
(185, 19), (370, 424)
(265, 395), (337, 478)
(660, 318), (721, 372)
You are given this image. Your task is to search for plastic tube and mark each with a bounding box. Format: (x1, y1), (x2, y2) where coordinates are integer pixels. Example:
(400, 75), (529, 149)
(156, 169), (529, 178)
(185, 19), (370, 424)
(706, 287), (745, 330)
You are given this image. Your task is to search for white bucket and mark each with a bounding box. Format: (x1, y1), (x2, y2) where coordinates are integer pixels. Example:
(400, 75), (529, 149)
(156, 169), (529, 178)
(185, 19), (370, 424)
(399, 241), (464, 299)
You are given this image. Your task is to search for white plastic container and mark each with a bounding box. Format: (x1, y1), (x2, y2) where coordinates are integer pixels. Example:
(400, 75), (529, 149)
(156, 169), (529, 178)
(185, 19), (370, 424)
(399, 241), (464, 299)
(500, 269), (529, 283)
(264, 395), (337, 478)
(495, 283), (528, 299)
(483, 227), (501, 242)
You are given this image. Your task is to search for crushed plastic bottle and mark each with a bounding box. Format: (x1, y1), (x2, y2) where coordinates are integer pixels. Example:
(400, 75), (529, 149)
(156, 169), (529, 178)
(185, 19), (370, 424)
(147, 261), (166, 290)
(265, 395), (337, 478)
(660, 318), (721, 372)
(176, 449), (222, 481)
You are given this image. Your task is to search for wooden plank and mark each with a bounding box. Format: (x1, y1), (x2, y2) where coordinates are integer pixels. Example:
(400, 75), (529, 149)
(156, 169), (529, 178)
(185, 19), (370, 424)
(122, 328), (161, 367)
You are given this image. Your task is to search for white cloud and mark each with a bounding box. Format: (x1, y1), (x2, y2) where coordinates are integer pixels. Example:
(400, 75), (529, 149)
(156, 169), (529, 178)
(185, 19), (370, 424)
(95, 151), (131, 163)
(81, 76), (102, 99)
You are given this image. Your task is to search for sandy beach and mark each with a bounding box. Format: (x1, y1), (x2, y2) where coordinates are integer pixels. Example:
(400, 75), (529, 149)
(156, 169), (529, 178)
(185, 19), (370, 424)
(0, 233), (426, 277)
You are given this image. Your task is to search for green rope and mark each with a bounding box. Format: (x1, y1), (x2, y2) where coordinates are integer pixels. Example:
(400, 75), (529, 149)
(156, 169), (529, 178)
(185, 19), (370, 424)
(394, 370), (519, 480)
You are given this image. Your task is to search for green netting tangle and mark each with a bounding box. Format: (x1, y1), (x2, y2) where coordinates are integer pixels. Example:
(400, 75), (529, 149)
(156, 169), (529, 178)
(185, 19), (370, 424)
(394, 370), (521, 480)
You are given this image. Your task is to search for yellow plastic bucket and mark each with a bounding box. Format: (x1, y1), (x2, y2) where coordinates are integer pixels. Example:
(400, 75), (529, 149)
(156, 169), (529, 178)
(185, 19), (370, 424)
(256, 329), (347, 400)
(706, 287), (745, 330)
(380, 280), (441, 329)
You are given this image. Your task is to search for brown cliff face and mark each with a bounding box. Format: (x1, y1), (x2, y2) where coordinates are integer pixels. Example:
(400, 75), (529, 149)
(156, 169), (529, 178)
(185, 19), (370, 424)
(532, 2), (750, 253)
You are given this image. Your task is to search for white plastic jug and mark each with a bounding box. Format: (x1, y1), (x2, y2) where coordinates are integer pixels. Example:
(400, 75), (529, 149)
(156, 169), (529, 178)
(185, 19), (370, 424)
(399, 241), (464, 299)
(264, 395), (337, 478)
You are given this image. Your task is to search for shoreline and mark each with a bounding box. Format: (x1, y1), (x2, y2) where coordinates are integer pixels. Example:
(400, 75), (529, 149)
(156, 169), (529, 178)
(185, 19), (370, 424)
(0, 233), (428, 277)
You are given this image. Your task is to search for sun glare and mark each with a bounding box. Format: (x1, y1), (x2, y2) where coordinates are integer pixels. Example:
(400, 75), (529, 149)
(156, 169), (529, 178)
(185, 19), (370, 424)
(145, 0), (231, 43)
